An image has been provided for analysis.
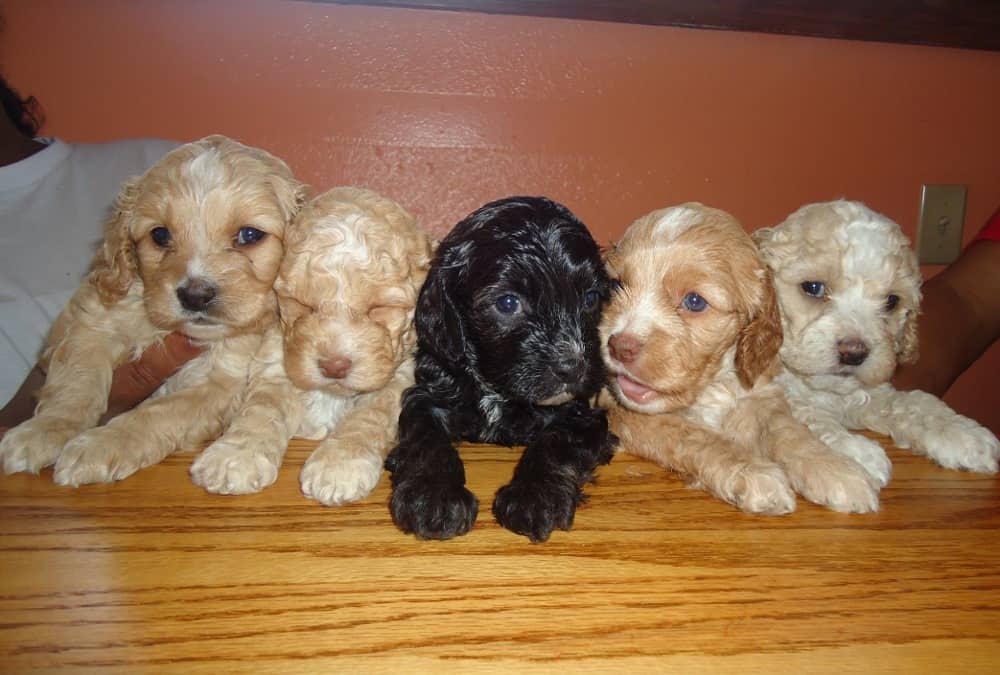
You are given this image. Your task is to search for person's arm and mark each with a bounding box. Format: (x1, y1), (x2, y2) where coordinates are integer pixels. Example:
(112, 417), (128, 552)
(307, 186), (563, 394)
(0, 332), (202, 432)
(893, 239), (1000, 396)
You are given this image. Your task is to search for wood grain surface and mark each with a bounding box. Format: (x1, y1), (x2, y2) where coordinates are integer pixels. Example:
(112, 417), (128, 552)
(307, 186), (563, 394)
(1, 435), (998, 673)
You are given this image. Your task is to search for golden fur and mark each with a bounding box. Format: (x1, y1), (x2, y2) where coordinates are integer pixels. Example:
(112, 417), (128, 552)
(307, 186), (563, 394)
(0, 135), (307, 484)
(189, 187), (433, 503)
(601, 203), (880, 514)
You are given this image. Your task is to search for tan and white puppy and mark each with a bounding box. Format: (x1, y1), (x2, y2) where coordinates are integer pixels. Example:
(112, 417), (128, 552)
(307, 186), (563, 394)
(601, 203), (879, 514)
(755, 199), (999, 483)
(0, 135), (306, 485)
(190, 187), (432, 504)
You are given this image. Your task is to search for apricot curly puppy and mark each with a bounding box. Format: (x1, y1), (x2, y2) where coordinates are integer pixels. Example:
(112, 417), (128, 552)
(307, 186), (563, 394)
(190, 187), (432, 503)
(602, 203), (879, 514)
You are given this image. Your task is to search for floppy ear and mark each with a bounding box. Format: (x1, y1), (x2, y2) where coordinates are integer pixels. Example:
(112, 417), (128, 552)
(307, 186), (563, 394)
(90, 177), (140, 306)
(735, 269), (783, 388)
(897, 308), (920, 365)
(414, 254), (469, 370)
(272, 175), (310, 225)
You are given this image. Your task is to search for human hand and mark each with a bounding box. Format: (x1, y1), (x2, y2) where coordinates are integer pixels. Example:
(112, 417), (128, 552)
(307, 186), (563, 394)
(100, 332), (203, 423)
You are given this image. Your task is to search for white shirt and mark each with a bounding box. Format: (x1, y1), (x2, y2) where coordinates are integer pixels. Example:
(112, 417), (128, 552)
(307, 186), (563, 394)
(0, 138), (180, 404)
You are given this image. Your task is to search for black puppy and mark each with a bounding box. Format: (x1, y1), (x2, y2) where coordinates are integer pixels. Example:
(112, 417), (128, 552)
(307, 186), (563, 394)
(386, 196), (617, 542)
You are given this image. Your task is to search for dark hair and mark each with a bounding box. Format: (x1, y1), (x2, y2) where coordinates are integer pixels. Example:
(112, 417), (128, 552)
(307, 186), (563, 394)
(0, 75), (44, 137)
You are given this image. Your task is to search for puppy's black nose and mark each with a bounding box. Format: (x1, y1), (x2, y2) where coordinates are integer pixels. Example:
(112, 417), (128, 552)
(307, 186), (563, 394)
(176, 278), (218, 312)
(837, 338), (869, 366)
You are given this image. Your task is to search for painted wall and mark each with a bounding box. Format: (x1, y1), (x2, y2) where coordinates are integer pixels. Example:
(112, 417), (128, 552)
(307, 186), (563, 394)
(3, 0), (998, 431)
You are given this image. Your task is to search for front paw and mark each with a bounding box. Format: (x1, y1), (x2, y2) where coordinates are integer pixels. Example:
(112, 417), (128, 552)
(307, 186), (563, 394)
(53, 427), (144, 486)
(0, 418), (81, 474)
(191, 439), (281, 495)
(825, 433), (892, 487)
(389, 477), (478, 540)
(301, 448), (383, 506)
(719, 459), (796, 515)
(492, 477), (580, 543)
(910, 416), (1000, 474)
(784, 452), (880, 514)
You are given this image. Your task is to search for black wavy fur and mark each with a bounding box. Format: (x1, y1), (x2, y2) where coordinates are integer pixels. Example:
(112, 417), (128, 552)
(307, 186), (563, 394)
(386, 196), (618, 542)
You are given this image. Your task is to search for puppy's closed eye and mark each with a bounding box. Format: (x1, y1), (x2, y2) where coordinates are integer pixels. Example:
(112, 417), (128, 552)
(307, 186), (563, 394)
(369, 305), (408, 333)
(278, 295), (312, 327)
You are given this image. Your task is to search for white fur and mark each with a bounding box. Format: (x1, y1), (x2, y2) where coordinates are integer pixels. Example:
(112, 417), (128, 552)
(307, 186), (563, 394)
(755, 200), (1000, 481)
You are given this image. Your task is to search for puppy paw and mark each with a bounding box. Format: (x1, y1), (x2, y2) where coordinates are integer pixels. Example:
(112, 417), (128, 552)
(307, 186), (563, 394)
(784, 452), (880, 513)
(0, 418), (81, 474)
(910, 416), (1000, 474)
(53, 427), (146, 486)
(190, 439), (281, 495)
(492, 477), (580, 543)
(389, 478), (478, 540)
(301, 449), (383, 506)
(824, 433), (892, 487)
(722, 460), (797, 515)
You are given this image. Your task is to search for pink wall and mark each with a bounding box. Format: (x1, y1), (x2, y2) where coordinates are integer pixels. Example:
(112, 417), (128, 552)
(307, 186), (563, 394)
(3, 0), (998, 431)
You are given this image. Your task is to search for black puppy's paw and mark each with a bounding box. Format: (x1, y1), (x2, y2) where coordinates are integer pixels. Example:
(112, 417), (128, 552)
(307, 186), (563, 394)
(492, 477), (581, 543)
(389, 478), (479, 540)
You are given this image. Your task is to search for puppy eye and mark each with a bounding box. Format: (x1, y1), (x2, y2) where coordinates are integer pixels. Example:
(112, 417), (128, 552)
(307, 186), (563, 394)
(235, 226), (266, 247)
(495, 294), (521, 315)
(583, 289), (600, 310)
(801, 281), (826, 298)
(682, 292), (708, 312)
(150, 227), (172, 248)
(610, 279), (624, 293)
(885, 294), (900, 312)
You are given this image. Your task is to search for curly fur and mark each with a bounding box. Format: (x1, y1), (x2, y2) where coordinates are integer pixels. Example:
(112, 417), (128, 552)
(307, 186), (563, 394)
(190, 187), (433, 502)
(386, 196), (617, 542)
(754, 199), (999, 482)
(602, 203), (880, 514)
(0, 135), (307, 484)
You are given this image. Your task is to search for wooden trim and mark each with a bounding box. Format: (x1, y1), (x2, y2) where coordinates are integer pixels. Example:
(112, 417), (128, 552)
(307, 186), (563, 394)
(321, 1), (1000, 51)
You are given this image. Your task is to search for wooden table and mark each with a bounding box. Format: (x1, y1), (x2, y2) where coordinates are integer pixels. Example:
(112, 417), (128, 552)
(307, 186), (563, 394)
(1, 436), (998, 673)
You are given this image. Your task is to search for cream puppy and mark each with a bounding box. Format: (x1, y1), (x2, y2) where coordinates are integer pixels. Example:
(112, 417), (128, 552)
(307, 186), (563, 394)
(190, 187), (432, 504)
(754, 200), (999, 483)
(602, 203), (879, 514)
(0, 135), (306, 485)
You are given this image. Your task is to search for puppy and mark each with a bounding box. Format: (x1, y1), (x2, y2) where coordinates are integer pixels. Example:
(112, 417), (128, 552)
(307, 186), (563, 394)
(386, 196), (617, 542)
(0, 135), (307, 484)
(602, 203), (879, 514)
(754, 199), (999, 483)
(189, 187), (433, 502)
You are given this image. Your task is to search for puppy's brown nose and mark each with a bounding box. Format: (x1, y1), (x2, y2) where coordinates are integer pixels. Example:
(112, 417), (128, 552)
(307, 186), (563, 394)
(837, 338), (869, 366)
(176, 278), (217, 312)
(319, 356), (352, 380)
(609, 333), (642, 364)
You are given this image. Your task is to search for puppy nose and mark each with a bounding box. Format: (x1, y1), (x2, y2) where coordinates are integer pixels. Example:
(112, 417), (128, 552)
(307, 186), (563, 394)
(319, 356), (352, 380)
(176, 278), (217, 312)
(609, 333), (642, 364)
(837, 338), (869, 366)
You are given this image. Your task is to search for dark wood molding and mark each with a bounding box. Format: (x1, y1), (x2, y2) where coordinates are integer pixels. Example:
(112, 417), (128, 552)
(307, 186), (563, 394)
(322, 1), (1000, 51)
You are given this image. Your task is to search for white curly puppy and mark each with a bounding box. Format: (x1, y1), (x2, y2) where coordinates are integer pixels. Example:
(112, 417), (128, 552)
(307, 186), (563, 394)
(190, 187), (432, 504)
(0, 135), (306, 485)
(754, 199), (999, 484)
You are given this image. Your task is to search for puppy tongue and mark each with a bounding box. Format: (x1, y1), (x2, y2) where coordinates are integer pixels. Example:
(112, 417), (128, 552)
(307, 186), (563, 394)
(618, 374), (656, 403)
